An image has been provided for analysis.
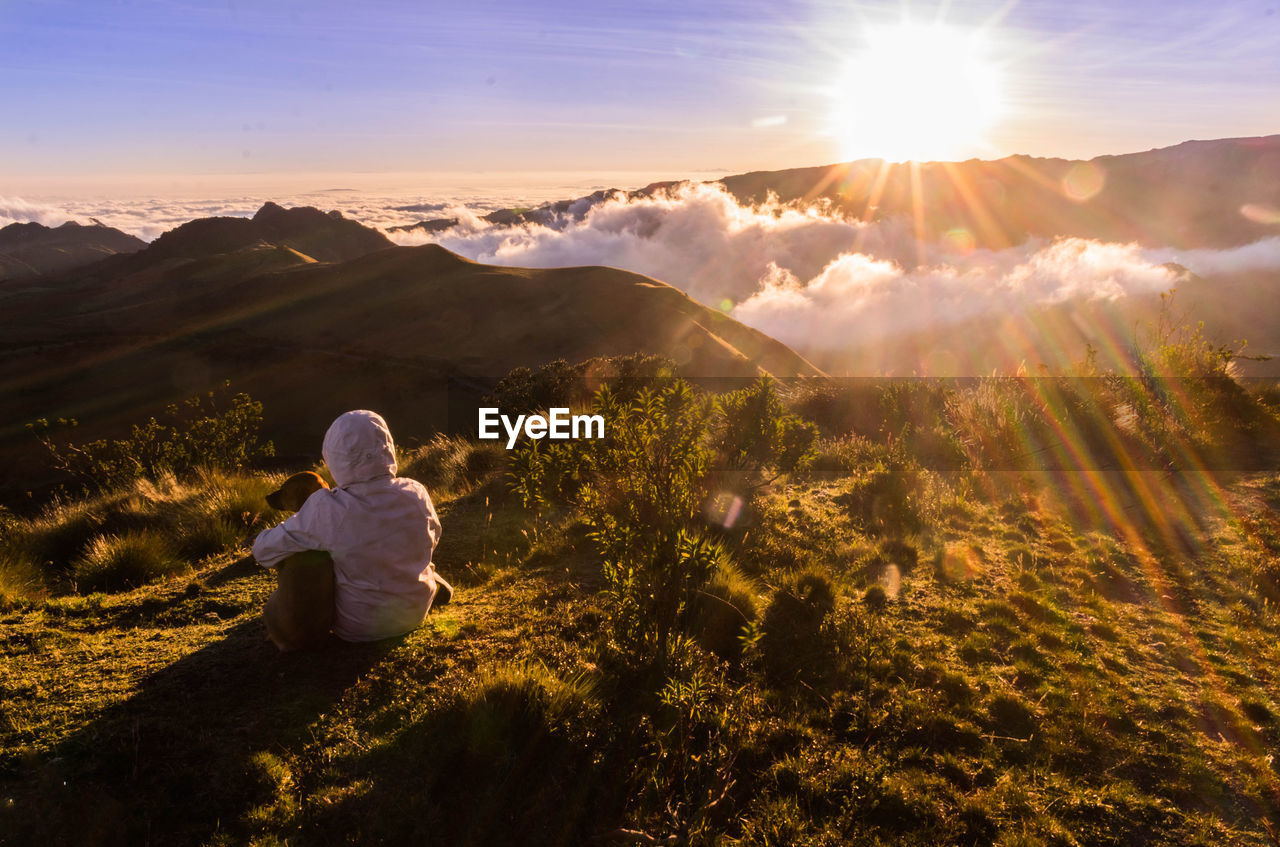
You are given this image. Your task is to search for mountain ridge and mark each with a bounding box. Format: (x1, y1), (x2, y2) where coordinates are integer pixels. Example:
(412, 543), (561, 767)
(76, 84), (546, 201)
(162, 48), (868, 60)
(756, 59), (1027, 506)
(0, 219), (146, 280)
(137, 201), (394, 265)
(394, 134), (1280, 251)
(0, 209), (821, 503)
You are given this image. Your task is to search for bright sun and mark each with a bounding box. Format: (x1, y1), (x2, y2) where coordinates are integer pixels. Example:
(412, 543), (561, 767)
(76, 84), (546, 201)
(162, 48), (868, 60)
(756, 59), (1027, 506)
(829, 23), (1005, 162)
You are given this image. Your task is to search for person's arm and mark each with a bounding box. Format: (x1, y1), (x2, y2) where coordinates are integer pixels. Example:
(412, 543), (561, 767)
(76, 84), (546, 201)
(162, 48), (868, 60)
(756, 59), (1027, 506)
(427, 504), (442, 549)
(252, 496), (332, 567)
(421, 488), (442, 552)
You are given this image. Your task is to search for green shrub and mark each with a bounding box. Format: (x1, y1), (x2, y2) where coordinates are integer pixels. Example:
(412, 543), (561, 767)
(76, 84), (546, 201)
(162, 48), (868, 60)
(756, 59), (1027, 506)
(0, 551), (42, 607)
(877, 537), (918, 572)
(18, 499), (107, 573)
(760, 570), (836, 686)
(177, 516), (248, 562)
(29, 383), (273, 492)
(830, 439), (922, 537)
(691, 559), (760, 661)
(713, 376), (817, 491)
(171, 470), (277, 560)
(457, 664), (599, 759)
(804, 435), (923, 537)
(513, 379), (719, 670)
(862, 584), (888, 611)
(486, 353), (678, 416)
(1240, 698), (1272, 725)
(400, 434), (506, 497)
(73, 530), (188, 592)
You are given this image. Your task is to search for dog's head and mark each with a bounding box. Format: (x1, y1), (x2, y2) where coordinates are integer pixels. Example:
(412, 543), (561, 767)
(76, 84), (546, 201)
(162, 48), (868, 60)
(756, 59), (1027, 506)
(266, 471), (330, 512)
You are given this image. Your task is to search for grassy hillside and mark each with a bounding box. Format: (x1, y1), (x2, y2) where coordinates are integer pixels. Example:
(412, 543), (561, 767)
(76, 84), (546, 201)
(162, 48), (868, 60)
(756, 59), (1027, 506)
(0, 227), (820, 503)
(3, 344), (1280, 844)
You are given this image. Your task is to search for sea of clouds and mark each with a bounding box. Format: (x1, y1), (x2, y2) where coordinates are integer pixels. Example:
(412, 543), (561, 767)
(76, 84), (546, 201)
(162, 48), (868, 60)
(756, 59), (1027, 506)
(5, 182), (1279, 352)
(399, 184), (1280, 351)
(0, 191), (520, 242)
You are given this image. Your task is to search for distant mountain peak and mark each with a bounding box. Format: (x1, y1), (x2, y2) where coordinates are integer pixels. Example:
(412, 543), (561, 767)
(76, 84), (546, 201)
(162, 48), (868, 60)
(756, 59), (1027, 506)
(252, 200), (288, 219)
(0, 219), (145, 280)
(141, 202), (393, 266)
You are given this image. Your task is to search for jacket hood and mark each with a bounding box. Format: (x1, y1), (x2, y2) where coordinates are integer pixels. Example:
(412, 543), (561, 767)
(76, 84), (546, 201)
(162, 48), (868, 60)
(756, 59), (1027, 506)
(322, 410), (398, 486)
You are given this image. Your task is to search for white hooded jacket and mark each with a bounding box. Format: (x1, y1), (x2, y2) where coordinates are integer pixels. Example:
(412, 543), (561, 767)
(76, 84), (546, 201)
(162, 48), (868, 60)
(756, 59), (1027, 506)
(252, 410), (443, 642)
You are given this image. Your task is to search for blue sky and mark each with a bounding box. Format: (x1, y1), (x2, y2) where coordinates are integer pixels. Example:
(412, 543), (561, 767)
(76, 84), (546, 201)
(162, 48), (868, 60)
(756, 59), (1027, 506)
(2, 0), (1278, 184)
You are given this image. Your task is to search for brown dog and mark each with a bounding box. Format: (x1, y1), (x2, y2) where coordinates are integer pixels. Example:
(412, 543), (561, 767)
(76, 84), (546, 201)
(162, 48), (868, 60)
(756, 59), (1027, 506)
(262, 471), (336, 652)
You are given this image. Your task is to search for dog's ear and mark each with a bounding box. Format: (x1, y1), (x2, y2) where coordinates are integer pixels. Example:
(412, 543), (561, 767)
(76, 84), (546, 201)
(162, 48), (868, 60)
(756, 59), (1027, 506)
(269, 471), (331, 512)
(266, 486), (288, 511)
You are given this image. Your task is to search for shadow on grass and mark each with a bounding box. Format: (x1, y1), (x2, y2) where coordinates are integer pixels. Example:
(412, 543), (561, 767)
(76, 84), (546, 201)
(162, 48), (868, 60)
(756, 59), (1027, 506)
(297, 670), (631, 847)
(1, 613), (395, 846)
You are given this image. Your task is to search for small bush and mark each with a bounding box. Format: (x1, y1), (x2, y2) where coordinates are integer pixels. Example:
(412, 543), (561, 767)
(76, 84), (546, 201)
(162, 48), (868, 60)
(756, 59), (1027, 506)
(713, 376), (817, 490)
(862, 584), (888, 612)
(737, 505), (819, 576)
(487, 353), (679, 416)
(95, 492), (161, 538)
(760, 570), (836, 686)
(178, 516), (248, 562)
(692, 560), (760, 661)
(171, 471), (276, 560)
(513, 380), (717, 669)
(400, 434), (505, 496)
(937, 670), (974, 705)
(1240, 698), (1272, 725)
(18, 500), (106, 573)
(458, 664), (599, 757)
(825, 438), (923, 537)
(0, 552), (42, 607)
(73, 531), (187, 592)
(29, 383), (273, 492)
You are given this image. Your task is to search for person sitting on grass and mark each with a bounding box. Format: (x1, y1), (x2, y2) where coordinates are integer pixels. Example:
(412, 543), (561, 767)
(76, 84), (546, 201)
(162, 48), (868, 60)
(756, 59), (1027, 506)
(252, 409), (450, 644)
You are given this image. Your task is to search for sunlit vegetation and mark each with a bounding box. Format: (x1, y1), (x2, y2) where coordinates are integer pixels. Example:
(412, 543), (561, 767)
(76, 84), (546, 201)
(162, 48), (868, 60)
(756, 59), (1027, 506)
(2, 316), (1280, 844)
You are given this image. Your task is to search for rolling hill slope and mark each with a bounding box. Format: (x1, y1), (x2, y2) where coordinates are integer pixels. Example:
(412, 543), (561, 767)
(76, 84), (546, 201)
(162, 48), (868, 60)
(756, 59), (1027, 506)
(0, 206), (819, 502)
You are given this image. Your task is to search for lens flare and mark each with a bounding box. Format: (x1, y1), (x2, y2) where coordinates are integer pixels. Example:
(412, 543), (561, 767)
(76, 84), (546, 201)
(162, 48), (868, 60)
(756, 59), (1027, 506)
(705, 491), (745, 529)
(1063, 161), (1107, 202)
(1240, 202), (1280, 224)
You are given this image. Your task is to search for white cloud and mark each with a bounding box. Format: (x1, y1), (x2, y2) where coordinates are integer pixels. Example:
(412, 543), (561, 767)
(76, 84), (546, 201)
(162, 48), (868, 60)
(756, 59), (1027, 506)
(0, 196), (72, 227)
(0, 189), (555, 242)
(6, 181), (1278, 361)
(391, 183), (1280, 352)
(1148, 237), (1280, 277)
(732, 239), (1183, 350)
(401, 182), (908, 306)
